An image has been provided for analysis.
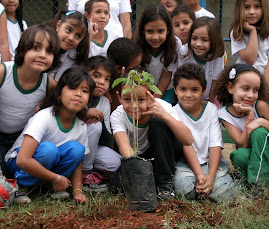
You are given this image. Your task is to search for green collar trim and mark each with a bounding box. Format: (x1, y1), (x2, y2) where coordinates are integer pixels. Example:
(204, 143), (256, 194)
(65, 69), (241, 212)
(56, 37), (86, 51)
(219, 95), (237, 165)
(92, 30), (108, 48)
(193, 51), (207, 65)
(179, 101), (208, 121)
(56, 114), (76, 133)
(151, 49), (162, 58)
(7, 17), (17, 24)
(127, 114), (152, 128)
(13, 64), (43, 94)
(225, 106), (247, 118)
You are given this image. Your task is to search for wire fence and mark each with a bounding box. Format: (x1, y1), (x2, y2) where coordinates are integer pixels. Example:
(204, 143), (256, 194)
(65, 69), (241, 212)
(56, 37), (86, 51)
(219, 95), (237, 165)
(23, 0), (235, 64)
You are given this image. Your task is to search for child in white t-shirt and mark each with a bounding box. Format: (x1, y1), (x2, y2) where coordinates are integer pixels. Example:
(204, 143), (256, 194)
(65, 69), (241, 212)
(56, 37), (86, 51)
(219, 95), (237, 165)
(184, 0), (215, 18)
(173, 63), (237, 202)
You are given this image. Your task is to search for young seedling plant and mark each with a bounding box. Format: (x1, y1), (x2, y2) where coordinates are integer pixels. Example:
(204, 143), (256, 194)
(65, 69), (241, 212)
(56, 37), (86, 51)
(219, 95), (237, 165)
(112, 69), (162, 157)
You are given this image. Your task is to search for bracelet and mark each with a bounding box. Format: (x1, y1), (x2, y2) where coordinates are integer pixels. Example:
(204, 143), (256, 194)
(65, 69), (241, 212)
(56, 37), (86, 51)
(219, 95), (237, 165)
(247, 118), (254, 125)
(73, 189), (83, 195)
(51, 174), (61, 184)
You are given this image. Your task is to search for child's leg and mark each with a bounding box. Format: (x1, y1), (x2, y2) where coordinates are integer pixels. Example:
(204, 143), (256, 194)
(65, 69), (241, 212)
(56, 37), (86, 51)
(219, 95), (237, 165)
(148, 117), (182, 188)
(82, 122), (102, 171)
(248, 127), (269, 184)
(6, 142), (60, 187)
(230, 148), (251, 185)
(203, 161), (238, 202)
(53, 141), (85, 178)
(174, 161), (197, 199)
(93, 145), (122, 172)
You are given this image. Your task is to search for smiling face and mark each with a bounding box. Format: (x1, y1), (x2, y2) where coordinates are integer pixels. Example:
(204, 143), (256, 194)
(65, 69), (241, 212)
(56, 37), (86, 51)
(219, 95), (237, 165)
(174, 78), (205, 112)
(172, 12), (193, 45)
(118, 85), (149, 122)
(244, 0), (263, 25)
(56, 19), (85, 50)
(89, 66), (111, 97)
(23, 32), (54, 73)
(190, 25), (210, 61)
(144, 19), (168, 53)
(228, 71), (260, 107)
(160, 0), (178, 15)
(85, 1), (110, 31)
(1, 0), (18, 18)
(60, 80), (90, 116)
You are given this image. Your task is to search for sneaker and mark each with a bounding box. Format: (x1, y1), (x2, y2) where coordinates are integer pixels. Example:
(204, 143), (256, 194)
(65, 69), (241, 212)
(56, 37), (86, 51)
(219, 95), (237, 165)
(14, 188), (32, 204)
(82, 172), (109, 192)
(50, 191), (70, 200)
(157, 186), (175, 200)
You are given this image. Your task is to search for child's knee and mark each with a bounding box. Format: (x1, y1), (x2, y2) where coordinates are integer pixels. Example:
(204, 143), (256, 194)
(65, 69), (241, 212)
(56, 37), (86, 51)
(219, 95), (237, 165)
(250, 127), (269, 140)
(87, 122), (102, 137)
(34, 142), (59, 166)
(230, 149), (250, 168)
(65, 141), (85, 162)
(174, 175), (196, 197)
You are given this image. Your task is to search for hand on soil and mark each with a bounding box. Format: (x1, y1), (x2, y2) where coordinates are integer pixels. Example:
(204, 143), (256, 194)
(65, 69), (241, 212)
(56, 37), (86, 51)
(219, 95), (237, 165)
(73, 191), (87, 204)
(53, 175), (71, 191)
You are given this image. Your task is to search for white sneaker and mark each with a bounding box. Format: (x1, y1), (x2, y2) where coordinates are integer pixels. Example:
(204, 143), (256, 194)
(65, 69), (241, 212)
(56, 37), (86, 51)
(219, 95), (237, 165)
(50, 191), (70, 200)
(14, 189), (32, 204)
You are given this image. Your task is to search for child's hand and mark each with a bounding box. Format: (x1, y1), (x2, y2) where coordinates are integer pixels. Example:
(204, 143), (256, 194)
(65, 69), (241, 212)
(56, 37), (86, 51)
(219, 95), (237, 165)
(73, 191), (87, 204)
(247, 118), (261, 137)
(142, 91), (167, 119)
(89, 17), (98, 38)
(196, 174), (215, 196)
(52, 175), (71, 191)
(243, 22), (256, 33)
(233, 103), (253, 114)
(195, 174), (206, 193)
(86, 108), (104, 124)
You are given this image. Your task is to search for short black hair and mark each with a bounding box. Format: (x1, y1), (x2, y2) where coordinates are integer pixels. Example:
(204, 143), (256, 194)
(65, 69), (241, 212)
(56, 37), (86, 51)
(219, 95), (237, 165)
(173, 63), (207, 91)
(107, 37), (141, 68)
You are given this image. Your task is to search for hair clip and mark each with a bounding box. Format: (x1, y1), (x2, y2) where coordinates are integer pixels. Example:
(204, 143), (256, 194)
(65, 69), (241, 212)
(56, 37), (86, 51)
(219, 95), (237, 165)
(66, 10), (76, 16)
(229, 68), (236, 80)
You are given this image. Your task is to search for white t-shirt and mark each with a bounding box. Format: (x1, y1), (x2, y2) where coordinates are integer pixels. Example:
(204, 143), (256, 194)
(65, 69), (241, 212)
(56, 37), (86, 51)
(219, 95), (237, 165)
(68, 0), (131, 38)
(231, 30), (269, 74)
(218, 102), (260, 132)
(49, 49), (77, 81)
(111, 98), (180, 154)
(5, 106), (89, 162)
(89, 30), (119, 57)
(91, 96), (111, 134)
(195, 8), (215, 18)
(0, 61), (49, 134)
(173, 101), (223, 164)
(177, 44), (224, 100)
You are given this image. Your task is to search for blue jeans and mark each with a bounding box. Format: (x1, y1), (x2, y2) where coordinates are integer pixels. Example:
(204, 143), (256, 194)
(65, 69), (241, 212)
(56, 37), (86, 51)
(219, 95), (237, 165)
(7, 141), (85, 187)
(174, 160), (237, 202)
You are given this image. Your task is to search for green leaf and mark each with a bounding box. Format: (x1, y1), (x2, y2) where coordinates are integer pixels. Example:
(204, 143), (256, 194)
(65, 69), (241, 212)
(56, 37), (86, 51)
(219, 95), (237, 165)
(147, 84), (162, 95)
(111, 78), (127, 88)
(142, 71), (154, 85)
(121, 88), (132, 95)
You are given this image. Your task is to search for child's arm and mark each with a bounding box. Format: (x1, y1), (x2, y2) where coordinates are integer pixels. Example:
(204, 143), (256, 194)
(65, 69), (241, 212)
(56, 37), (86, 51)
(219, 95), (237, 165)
(16, 135), (71, 190)
(120, 12), (132, 39)
(264, 57), (269, 85)
(71, 162), (87, 204)
(208, 80), (217, 103)
(197, 146), (221, 195)
(48, 76), (57, 95)
(114, 131), (135, 157)
(237, 23), (258, 65)
(0, 63), (5, 86)
(0, 10), (11, 62)
(86, 108), (104, 124)
(143, 92), (193, 145)
(156, 69), (172, 98)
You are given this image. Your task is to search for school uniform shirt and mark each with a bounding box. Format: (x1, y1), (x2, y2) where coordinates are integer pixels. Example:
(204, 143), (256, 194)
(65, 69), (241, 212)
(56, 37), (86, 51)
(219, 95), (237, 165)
(90, 96), (111, 134)
(173, 101), (223, 164)
(0, 61), (48, 134)
(195, 7), (215, 18)
(5, 106), (89, 162)
(110, 98), (180, 154)
(231, 30), (269, 75)
(218, 101), (260, 132)
(89, 30), (120, 57)
(146, 37), (181, 91)
(49, 49), (77, 82)
(177, 44), (224, 100)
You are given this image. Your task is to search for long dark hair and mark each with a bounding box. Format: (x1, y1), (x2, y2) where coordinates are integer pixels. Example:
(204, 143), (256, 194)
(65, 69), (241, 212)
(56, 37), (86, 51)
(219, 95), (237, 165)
(135, 4), (177, 68)
(40, 67), (96, 121)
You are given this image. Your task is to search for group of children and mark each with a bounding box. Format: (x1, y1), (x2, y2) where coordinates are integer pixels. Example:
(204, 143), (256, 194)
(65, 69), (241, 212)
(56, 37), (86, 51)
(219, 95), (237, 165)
(0, 0), (268, 205)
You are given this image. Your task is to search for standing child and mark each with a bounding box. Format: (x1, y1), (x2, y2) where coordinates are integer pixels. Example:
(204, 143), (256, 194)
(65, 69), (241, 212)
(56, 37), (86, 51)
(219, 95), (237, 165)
(215, 64), (269, 185)
(0, 24), (61, 177)
(136, 4), (180, 104)
(230, 0), (269, 84)
(0, 3), (11, 62)
(173, 63), (237, 202)
(46, 10), (89, 81)
(171, 5), (196, 45)
(184, 0), (214, 18)
(178, 17), (225, 103)
(111, 67), (193, 199)
(5, 67), (94, 204)
(81, 55), (121, 192)
(160, 0), (184, 15)
(84, 0), (120, 57)
(0, 0), (27, 61)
